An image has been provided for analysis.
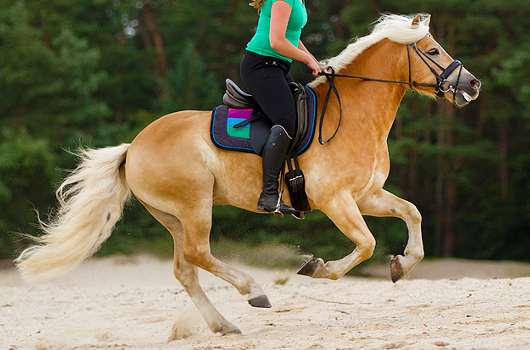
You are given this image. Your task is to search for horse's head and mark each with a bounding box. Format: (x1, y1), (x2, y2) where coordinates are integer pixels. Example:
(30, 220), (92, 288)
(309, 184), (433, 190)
(408, 15), (481, 107)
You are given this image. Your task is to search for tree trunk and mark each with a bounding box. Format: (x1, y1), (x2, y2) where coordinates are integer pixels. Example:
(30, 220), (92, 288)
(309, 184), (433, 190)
(498, 117), (509, 199)
(444, 106), (456, 257)
(142, 2), (168, 82)
(435, 112), (444, 257)
(433, 22), (457, 257)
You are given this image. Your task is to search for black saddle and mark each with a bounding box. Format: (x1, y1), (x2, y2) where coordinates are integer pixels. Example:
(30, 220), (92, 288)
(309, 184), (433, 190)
(222, 79), (313, 216)
(223, 79), (254, 109)
(222, 79), (310, 156)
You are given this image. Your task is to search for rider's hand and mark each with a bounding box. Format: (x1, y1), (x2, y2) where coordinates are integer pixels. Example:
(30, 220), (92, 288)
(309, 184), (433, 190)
(307, 58), (322, 77)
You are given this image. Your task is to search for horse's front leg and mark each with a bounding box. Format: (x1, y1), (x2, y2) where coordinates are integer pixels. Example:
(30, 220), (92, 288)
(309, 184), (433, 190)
(298, 191), (376, 280)
(356, 188), (424, 282)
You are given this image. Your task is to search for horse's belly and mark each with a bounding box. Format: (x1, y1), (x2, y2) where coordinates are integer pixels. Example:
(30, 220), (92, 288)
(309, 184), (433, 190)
(208, 150), (264, 210)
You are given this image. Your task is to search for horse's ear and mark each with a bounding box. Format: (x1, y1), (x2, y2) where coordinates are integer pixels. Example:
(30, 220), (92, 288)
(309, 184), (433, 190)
(411, 14), (421, 27)
(422, 15), (431, 27)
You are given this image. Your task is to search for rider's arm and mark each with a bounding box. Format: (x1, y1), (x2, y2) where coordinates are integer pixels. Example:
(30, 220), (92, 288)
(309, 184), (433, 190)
(269, 1), (320, 76)
(298, 40), (320, 67)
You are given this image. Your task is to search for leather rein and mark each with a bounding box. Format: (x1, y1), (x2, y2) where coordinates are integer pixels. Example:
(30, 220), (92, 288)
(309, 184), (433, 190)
(317, 42), (464, 145)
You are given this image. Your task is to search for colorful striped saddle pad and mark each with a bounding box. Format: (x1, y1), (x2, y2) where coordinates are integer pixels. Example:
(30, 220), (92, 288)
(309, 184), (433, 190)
(210, 86), (317, 156)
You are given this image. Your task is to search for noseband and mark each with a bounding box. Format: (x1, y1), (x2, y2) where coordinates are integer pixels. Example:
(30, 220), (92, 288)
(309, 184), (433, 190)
(318, 40), (464, 145)
(407, 43), (463, 98)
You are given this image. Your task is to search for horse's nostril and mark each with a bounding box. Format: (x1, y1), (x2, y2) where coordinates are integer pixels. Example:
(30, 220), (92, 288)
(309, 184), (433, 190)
(470, 79), (481, 90)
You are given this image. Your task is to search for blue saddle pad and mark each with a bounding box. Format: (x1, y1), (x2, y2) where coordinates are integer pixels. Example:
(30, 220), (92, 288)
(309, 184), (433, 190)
(210, 86), (317, 156)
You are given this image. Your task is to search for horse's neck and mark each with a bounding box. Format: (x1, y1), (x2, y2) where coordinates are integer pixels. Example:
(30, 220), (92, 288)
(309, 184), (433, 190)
(315, 39), (408, 142)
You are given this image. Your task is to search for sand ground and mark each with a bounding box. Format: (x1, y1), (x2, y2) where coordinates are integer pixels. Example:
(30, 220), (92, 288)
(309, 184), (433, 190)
(2, 255), (530, 350)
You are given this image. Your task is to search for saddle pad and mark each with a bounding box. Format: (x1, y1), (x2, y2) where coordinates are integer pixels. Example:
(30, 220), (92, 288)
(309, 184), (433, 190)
(210, 86), (317, 156)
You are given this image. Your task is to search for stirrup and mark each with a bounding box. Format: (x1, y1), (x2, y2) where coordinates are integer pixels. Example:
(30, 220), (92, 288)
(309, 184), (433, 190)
(292, 212), (305, 220)
(273, 196), (284, 218)
(257, 193), (295, 217)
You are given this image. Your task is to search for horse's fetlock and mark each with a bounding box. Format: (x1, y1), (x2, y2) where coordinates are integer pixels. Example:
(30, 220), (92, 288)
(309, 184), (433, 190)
(328, 271), (342, 280)
(404, 247), (424, 261)
(413, 250), (425, 261)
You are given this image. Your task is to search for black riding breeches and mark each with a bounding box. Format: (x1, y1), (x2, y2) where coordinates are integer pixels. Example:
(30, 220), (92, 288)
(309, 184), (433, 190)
(240, 51), (296, 137)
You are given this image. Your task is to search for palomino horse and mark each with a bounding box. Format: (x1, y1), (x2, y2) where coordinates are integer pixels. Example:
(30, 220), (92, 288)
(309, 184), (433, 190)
(16, 14), (480, 335)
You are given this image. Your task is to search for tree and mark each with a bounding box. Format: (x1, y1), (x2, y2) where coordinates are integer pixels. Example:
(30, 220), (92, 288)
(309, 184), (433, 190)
(2, 0), (530, 262)
(0, 1), (113, 162)
(0, 128), (56, 258)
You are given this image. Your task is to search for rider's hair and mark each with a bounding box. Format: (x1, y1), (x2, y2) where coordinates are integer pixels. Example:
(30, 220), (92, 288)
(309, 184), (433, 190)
(249, 0), (266, 10)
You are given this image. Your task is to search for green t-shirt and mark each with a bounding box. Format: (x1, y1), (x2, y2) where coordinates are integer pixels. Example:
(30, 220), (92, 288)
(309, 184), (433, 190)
(246, 0), (307, 62)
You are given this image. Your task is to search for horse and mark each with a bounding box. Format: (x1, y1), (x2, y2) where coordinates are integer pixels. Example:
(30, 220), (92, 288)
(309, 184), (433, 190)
(15, 14), (480, 336)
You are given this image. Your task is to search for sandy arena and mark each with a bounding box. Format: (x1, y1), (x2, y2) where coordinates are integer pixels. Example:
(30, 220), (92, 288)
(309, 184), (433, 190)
(2, 255), (530, 350)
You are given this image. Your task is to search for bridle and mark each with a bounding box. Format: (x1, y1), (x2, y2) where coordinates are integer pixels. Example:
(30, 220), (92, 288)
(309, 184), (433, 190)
(317, 39), (464, 145)
(407, 43), (463, 98)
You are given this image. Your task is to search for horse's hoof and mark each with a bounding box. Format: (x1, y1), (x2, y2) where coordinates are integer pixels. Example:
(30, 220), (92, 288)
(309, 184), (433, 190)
(222, 328), (243, 336)
(218, 320), (243, 336)
(390, 255), (405, 283)
(296, 256), (320, 277)
(248, 295), (271, 308)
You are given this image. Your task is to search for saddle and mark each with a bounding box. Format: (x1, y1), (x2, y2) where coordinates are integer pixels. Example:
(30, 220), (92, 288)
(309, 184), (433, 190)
(217, 79), (314, 217)
(222, 79), (311, 156)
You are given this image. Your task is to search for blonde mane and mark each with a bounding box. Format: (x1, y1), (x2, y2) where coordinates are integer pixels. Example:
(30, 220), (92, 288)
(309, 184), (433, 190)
(309, 14), (430, 88)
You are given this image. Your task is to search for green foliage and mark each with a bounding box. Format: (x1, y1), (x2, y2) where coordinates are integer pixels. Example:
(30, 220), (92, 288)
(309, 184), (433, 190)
(0, 0), (114, 167)
(0, 128), (56, 258)
(159, 40), (222, 112)
(2, 0), (530, 265)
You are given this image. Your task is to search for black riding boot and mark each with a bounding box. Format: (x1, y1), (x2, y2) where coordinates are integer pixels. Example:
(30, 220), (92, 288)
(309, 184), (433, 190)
(257, 125), (296, 217)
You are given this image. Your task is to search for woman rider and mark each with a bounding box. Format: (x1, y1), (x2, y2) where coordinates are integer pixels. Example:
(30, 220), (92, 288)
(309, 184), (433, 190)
(241, 0), (321, 215)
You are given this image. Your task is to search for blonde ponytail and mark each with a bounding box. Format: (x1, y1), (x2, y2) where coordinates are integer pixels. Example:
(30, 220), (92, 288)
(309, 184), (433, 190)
(249, 0), (266, 10)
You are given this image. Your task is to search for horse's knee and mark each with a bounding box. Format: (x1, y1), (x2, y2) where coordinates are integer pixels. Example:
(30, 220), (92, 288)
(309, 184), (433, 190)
(405, 204), (422, 225)
(403, 204), (424, 261)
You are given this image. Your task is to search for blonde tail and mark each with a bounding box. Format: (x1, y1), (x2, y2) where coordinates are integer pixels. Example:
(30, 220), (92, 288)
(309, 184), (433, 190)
(15, 144), (131, 283)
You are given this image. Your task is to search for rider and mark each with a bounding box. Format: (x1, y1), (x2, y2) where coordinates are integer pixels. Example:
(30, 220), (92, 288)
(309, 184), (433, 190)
(241, 0), (321, 215)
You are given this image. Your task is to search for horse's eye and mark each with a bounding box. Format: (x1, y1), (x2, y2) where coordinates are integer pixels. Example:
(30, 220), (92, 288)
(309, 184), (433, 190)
(427, 48), (439, 56)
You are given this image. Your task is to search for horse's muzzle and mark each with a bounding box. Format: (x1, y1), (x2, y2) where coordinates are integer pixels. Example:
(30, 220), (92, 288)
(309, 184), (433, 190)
(450, 74), (481, 107)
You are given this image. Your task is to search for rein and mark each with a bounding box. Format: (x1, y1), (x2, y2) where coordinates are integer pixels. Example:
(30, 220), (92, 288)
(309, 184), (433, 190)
(317, 42), (463, 145)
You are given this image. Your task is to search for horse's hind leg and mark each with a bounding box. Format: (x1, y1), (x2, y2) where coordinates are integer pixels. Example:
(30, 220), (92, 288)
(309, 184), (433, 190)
(357, 189), (424, 282)
(143, 204), (241, 335)
(177, 202), (271, 309)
